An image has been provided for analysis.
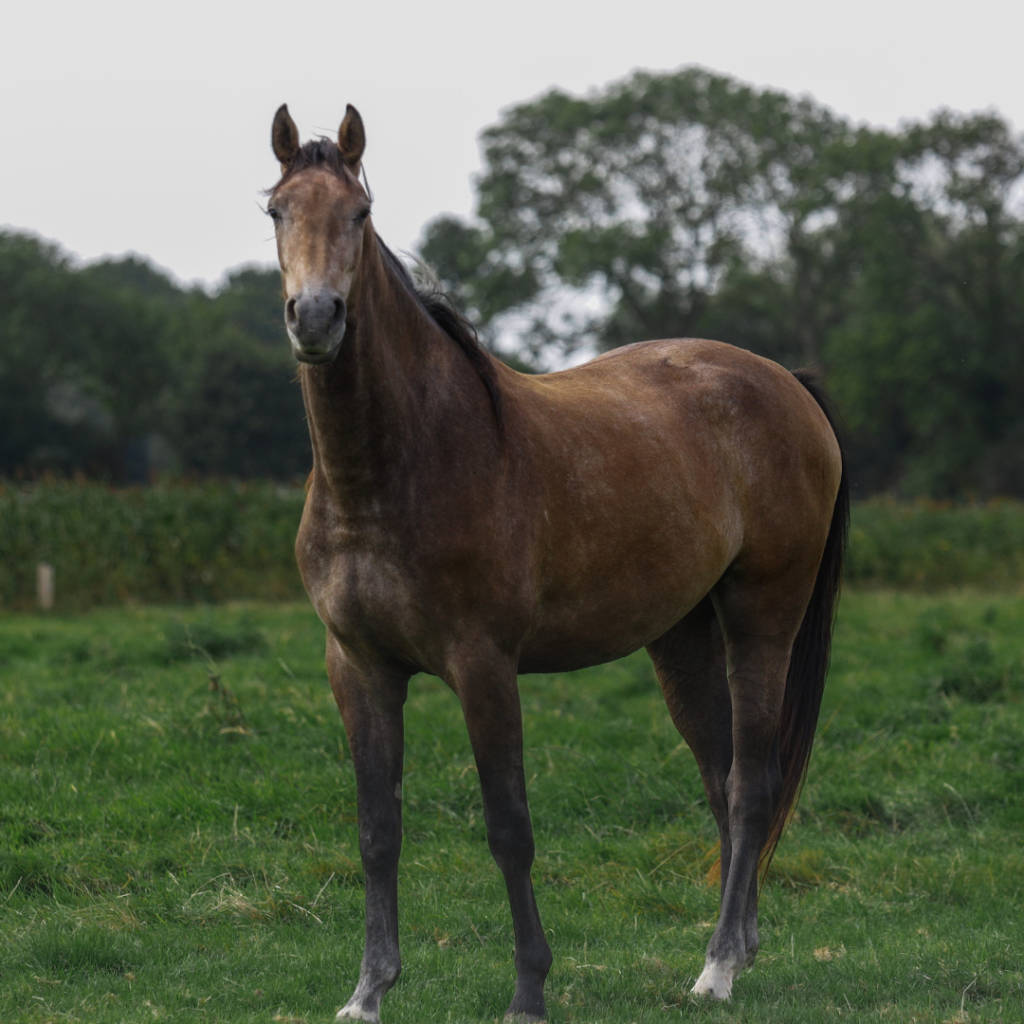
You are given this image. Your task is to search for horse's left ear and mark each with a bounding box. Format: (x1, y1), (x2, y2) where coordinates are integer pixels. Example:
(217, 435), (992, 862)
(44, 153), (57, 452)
(272, 104), (300, 170)
(338, 105), (366, 172)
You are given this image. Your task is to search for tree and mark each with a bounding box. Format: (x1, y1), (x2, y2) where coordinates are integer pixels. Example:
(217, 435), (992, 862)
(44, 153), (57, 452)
(0, 233), (168, 478)
(825, 112), (1024, 495)
(0, 232), (308, 481)
(420, 67), (856, 364)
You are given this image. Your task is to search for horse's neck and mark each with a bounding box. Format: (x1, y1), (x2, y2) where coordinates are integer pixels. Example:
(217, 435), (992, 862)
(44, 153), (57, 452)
(300, 242), (490, 508)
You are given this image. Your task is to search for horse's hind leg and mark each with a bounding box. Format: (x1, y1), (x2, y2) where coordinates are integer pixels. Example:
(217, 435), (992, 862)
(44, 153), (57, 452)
(687, 577), (810, 1000)
(327, 636), (410, 1024)
(453, 652), (553, 1022)
(646, 600), (742, 952)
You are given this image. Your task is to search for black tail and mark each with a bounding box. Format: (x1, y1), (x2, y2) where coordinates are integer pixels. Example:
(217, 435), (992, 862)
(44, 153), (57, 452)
(760, 370), (850, 878)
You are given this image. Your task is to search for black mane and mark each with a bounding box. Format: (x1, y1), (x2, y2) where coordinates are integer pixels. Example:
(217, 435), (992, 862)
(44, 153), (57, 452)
(376, 241), (503, 426)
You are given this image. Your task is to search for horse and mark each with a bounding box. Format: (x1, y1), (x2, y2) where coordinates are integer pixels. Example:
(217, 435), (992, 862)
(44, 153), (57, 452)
(266, 102), (848, 1022)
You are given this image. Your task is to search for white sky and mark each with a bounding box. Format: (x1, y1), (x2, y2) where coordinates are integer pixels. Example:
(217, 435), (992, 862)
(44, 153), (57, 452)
(2, 0), (1022, 289)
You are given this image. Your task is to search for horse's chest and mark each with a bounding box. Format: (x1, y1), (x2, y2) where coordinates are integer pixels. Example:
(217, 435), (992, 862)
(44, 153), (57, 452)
(295, 512), (433, 653)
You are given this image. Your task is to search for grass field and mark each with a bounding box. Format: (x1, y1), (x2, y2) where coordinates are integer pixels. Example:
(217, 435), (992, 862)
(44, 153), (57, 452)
(1, 592), (1023, 1023)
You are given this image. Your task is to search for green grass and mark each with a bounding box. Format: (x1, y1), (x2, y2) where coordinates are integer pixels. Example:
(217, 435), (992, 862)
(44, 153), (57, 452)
(1, 593), (1023, 1022)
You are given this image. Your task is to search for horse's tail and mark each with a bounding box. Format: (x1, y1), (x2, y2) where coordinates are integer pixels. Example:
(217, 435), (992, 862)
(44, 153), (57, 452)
(760, 369), (849, 879)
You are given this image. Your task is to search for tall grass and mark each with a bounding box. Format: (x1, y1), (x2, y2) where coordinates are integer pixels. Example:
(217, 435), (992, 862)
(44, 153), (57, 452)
(4, 484), (1024, 609)
(0, 481), (305, 609)
(847, 497), (1024, 588)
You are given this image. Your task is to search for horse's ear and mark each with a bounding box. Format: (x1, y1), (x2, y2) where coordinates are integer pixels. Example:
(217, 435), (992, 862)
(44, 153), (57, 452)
(338, 104), (366, 172)
(272, 104), (300, 170)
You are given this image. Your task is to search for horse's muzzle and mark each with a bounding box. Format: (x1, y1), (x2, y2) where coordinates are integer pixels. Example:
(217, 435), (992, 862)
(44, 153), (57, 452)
(286, 291), (347, 363)
(290, 327), (346, 364)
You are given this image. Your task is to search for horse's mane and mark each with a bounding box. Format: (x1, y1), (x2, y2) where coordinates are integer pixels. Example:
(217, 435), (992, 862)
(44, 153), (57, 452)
(376, 240), (502, 424)
(271, 139), (502, 425)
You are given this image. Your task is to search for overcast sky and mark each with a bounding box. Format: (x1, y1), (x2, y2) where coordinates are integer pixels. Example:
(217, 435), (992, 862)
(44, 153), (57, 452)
(3, 0), (1022, 288)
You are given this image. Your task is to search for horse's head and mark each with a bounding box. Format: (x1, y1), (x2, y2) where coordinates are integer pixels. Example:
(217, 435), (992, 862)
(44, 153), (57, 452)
(267, 104), (372, 364)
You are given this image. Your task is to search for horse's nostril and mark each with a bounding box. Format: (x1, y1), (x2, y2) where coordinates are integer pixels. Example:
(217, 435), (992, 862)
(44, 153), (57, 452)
(286, 298), (298, 325)
(333, 299), (345, 325)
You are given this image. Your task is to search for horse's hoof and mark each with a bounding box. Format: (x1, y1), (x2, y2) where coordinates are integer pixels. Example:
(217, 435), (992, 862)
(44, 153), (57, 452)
(504, 1015), (545, 1023)
(690, 961), (736, 1001)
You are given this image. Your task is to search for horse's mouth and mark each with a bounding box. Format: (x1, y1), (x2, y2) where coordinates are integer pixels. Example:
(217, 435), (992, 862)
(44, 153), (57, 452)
(293, 344), (342, 365)
(289, 325), (346, 364)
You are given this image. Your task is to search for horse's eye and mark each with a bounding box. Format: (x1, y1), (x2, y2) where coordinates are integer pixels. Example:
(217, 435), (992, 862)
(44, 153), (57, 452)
(268, 207), (281, 222)
(354, 208), (371, 225)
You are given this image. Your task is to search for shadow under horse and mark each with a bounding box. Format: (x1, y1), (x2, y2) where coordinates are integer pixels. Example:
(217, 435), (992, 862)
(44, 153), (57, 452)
(265, 103), (848, 1022)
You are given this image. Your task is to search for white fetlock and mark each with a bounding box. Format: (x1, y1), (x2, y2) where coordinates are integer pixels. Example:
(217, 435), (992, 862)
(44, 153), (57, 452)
(691, 960), (739, 1000)
(336, 1002), (379, 1023)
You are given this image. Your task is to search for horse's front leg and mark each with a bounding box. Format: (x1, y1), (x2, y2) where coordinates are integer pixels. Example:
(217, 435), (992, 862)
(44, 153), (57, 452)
(327, 635), (410, 1024)
(453, 653), (553, 1022)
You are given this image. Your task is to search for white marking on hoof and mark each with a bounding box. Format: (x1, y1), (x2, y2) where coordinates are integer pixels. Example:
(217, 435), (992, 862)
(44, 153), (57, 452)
(691, 960), (738, 1000)
(336, 1003), (379, 1023)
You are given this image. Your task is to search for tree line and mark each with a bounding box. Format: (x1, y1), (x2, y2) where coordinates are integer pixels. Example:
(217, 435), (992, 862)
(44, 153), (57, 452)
(3, 66), (1024, 495)
(0, 233), (309, 481)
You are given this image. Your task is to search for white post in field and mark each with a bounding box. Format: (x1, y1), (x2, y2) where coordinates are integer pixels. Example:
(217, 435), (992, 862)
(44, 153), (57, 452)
(37, 562), (54, 611)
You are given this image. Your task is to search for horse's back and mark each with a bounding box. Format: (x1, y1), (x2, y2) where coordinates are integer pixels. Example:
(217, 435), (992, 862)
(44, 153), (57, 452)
(513, 337), (840, 520)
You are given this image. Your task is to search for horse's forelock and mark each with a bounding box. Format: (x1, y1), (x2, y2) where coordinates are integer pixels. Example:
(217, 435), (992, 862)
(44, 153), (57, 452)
(269, 138), (360, 193)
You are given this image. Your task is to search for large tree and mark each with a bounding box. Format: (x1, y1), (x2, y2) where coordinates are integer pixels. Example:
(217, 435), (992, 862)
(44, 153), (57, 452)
(822, 112), (1024, 494)
(420, 67), (858, 364)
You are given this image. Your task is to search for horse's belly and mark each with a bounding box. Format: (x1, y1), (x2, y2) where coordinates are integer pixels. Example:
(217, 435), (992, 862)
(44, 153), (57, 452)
(517, 611), (689, 673)
(517, 560), (717, 674)
(517, 630), (662, 675)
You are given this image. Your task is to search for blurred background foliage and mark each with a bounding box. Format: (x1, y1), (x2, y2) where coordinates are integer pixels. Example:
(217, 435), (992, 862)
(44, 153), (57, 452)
(0, 237), (308, 483)
(3, 67), (1024, 498)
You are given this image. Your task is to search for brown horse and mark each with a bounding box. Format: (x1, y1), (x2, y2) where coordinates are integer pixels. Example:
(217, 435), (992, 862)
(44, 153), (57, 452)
(267, 103), (848, 1022)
